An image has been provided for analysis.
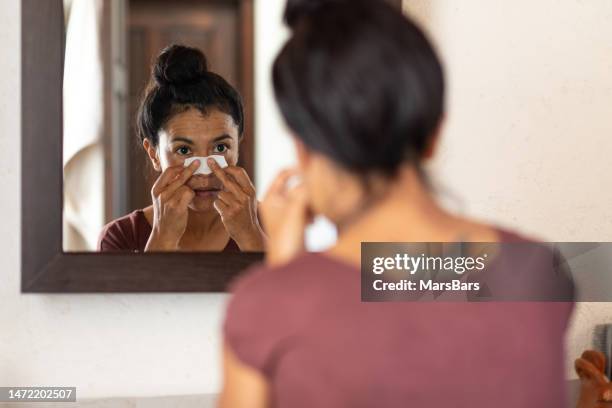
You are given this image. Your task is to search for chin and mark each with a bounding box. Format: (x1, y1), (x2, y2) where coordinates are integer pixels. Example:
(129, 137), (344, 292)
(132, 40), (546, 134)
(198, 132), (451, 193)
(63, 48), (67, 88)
(189, 195), (217, 212)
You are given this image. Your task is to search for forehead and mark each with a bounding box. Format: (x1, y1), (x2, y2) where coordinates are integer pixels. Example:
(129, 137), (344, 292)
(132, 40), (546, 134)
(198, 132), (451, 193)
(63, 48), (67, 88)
(163, 107), (238, 140)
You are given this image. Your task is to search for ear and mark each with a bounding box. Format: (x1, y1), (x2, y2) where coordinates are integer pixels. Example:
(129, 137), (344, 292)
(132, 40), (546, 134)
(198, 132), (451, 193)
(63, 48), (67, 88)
(143, 139), (161, 172)
(422, 117), (445, 160)
(293, 137), (311, 171)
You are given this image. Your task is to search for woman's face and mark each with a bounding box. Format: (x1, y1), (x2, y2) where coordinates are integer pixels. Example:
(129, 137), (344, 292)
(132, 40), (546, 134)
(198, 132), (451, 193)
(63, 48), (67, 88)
(146, 107), (241, 212)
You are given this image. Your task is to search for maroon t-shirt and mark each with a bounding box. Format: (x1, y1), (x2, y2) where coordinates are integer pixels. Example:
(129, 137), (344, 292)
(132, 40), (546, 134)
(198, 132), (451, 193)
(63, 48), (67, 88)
(224, 230), (573, 408)
(97, 209), (240, 252)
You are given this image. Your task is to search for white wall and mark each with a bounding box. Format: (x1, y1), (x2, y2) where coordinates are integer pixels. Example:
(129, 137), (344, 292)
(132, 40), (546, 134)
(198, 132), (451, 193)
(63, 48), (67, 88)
(403, 0), (612, 377)
(254, 1), (291, 192)
(253, 2), (338, 251)
(2, 0), (612, 400)
(0, 0), (288, 399)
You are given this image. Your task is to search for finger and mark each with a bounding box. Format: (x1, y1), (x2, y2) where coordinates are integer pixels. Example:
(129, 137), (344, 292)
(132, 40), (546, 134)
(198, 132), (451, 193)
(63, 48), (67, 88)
(264, 168), (301, 199)
(163, 160), (200, 196)
(288, 182), (307, 197)
(286, 184), (310, 216)
(152, 162), (197, 196)
(217, 191), (237, 206)
(207, 158), (243, 196)
(167, 186), (195, 209)
(175, 186), (195, 207)
(581, 350), (607, 374)
(213, 198), (230, 215)
(222, 166), (256, 195)
(576, 358), (608, 384)
(152, 164), (185, 192)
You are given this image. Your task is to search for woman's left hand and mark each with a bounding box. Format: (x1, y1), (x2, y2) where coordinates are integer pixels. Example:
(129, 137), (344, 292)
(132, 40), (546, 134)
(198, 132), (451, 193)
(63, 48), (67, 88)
(208, 158), (266, 251)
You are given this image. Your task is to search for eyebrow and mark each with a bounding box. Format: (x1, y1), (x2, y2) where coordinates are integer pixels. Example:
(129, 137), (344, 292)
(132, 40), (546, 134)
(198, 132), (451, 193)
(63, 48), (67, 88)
(169, 137), (194, 145)
(211, 134), (233, 143)
(169, 134), (233, 144)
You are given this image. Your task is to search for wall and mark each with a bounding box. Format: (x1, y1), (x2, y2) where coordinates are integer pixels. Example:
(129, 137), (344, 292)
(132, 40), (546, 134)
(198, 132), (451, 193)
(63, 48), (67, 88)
(253, 1), (290, 192)
(253, 1), (337, 251)
(403, 0), (612, 377)
(2, 0), (612, 400)
(0, 0), (288, 399)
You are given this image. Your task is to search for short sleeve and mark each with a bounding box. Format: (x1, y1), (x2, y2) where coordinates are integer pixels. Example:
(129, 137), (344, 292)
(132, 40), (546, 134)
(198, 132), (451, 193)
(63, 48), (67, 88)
(98, 223), (125, 251)
(97, 217), (138, 252)
(223, 264), (298, 378)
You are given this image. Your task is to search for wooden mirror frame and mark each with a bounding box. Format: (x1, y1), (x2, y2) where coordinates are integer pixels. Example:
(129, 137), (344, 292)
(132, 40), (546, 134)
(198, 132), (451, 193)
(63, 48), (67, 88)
(21, 0), (262, 293)
(21, 0), (403, 293)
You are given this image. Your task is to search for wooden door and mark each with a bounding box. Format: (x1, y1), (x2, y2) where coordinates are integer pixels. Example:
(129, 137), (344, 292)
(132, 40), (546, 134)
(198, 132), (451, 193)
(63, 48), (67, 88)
(127, 0), (253, 212)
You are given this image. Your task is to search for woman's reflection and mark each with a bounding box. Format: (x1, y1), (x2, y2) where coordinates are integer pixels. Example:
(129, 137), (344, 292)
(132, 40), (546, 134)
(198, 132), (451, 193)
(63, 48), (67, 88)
(98, 45), (265, 252)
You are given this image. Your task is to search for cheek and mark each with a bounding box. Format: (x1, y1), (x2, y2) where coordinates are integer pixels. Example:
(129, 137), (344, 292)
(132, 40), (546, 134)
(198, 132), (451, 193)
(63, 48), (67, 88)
(304, 162), (334, 214)
(159, 150), (183, 169)
(226, 149), (239, 166)
(306, 181), (325, 216)
(302, 170), (320, 207)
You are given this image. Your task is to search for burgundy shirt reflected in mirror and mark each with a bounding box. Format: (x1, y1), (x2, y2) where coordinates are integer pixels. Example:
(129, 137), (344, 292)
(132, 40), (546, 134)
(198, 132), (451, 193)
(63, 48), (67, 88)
(97, 209), (240, 252)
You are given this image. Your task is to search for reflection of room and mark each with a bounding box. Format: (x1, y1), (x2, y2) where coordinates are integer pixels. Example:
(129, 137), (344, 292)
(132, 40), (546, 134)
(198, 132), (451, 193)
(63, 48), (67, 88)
(62, 0), (339, 253)
(62, 0), (254, 251)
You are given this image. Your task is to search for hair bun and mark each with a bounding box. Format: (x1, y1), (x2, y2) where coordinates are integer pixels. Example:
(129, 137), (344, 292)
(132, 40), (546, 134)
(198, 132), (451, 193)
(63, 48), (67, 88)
(284, 0), (346, 28)
(153, 44), (209, 87)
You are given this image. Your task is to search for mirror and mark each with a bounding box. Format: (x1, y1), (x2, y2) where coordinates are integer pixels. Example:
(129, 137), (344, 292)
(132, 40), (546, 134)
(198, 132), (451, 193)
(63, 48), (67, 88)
(62, 0), (257, 253)
(21, 0), (399, 292)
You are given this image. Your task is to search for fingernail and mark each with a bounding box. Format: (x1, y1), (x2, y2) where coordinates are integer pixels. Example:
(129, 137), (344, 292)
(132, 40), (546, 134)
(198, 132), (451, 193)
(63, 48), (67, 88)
(191, 160), (200, 167)
(207, 158), (215, 166)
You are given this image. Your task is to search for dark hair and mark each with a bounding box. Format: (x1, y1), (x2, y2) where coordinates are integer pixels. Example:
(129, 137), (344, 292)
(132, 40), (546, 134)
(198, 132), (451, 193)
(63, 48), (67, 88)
(137, 44), (244, 146)
(273, 0), (445, 177)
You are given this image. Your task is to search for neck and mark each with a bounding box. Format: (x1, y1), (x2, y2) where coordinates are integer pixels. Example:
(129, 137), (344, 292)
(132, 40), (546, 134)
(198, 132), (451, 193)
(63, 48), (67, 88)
(183, 208), (224, 239)
(343, 167), (449, 234)
(328, 166), (471, 263)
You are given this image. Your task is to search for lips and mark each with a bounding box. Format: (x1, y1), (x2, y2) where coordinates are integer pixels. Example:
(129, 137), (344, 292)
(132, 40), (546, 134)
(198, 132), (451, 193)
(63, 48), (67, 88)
(193, 187), (221, 198)
(188, 175), (222, 199)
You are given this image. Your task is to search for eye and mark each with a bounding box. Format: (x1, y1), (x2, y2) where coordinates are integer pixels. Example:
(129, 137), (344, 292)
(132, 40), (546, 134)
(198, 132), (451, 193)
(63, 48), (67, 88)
(214, 143), (229, 154)
(175, 146), (191, 156)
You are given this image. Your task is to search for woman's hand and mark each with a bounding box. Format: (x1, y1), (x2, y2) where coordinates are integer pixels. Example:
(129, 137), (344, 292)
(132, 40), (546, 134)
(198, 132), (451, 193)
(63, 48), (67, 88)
(259, 169), (312, 266)
(576, 350), (612, 408)
(208, 159), (266, 251)
(145, 160), (199, 251)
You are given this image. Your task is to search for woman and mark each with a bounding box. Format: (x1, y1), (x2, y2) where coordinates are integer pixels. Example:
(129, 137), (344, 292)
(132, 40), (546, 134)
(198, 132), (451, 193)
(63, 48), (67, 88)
(98, 45), (265, 252)
(220, 0), (573, 407)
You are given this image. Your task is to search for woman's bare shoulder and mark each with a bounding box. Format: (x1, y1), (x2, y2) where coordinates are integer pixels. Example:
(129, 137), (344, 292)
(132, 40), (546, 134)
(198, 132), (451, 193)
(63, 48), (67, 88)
(452, 216), (538, 243)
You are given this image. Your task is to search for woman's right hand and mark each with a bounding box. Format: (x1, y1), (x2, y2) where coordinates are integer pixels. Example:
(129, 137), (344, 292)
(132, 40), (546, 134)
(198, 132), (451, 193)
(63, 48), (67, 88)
(145, 160), (199, 251)
(260, 169), (313, 266)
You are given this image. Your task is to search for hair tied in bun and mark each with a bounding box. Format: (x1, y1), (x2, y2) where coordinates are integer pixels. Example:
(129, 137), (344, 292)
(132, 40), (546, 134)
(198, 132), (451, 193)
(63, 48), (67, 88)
(137, 43), (245, 146)
(153, 44), (209, 88)
(284, 0), (350, 28)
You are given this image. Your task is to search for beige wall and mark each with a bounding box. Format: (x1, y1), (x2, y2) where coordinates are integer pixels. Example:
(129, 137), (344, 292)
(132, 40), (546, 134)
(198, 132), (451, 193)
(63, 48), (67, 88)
(0, 0), (289, 399)
(2, 0), (611, 399)
(404, 0), (612, 377)
(404, 0), (612, 240)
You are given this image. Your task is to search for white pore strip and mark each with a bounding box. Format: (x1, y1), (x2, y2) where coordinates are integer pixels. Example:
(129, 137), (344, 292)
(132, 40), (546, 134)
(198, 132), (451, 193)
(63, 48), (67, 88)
(183, 155), (228, 175)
